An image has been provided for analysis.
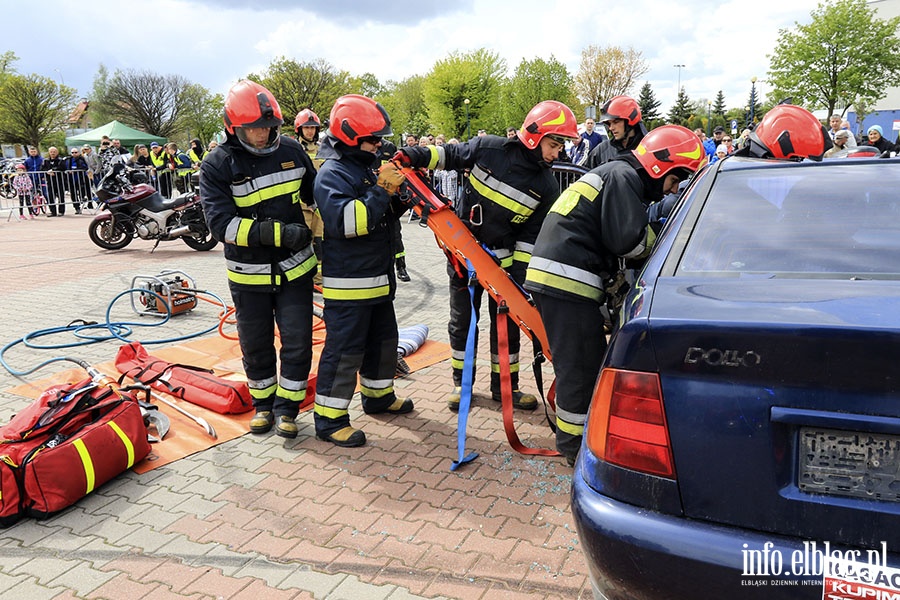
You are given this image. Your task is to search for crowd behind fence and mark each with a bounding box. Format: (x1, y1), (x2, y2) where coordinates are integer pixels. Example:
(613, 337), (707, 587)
(0, 161), (196, 218)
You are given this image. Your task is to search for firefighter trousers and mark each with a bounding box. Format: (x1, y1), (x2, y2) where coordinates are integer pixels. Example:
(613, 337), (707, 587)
(314, 299), (399, 437)
(230, 280), (314, 419)
(533, 292), (608, 461)
(447, 261), (521, 392)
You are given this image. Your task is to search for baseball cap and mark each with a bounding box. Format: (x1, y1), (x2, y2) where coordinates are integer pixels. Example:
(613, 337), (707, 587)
(713, 125), (725, 133)
(150, 142), (160, 148)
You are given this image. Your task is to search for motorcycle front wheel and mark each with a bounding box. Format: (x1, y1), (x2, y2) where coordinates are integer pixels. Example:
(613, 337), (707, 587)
(182, 229), (218, 251)
(88, 218), (132, 250)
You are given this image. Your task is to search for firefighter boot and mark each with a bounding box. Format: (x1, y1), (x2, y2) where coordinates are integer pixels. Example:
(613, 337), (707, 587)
(491, 389), (538, 411)
(395, 256), (410, 282)
(362, 397), (414, 415)
(317, 426), (367, 448)
(448, 386), (462, 412)
(275, 416), (299, 439)
(249, 411), (275, 434)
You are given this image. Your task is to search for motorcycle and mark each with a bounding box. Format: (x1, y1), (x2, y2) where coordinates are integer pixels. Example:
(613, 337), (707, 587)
(88, 163), (218, 252)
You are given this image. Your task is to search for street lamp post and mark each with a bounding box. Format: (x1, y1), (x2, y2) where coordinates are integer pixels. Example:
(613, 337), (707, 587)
(707, 100), (712, 137)
(749, 76), (757, 126)
(464, 98), (470, 140)
(674, 64), (685, 94)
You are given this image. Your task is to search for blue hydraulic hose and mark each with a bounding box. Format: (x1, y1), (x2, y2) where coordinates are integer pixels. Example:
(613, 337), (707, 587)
(0, 287), (229, 378)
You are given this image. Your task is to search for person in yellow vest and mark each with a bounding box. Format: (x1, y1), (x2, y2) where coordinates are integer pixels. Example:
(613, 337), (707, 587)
(188, 138), (207, 170)
(148, 142), (167, 196)
(295, 109), (325, 284)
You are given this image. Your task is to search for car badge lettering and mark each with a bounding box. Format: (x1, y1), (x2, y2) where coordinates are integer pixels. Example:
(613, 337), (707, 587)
(684, 347), (761, 367)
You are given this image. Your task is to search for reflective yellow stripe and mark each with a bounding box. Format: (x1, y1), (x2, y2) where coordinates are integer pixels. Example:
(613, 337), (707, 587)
(525, 266), (603, 303)
(283, 254), (318, 281)
(451, 357), (465, 370)
(551, 174), (603, 216)
(273, 221), (282, 247)
(322, 284), (390, 301)
(314, 404), (349, 419)
(427, 145), (440, 170)
(236, 219), (253, 246)
(470, 176), (533, 218)
(277, 386), (307, 402)
(352, 200), (368, 236)
(359, 384), (392, 398)
(233, 179), (302, 209)
(108, 421), (136, 468)
(73, 439), (95, 494)
(249, 383), (277, 398)
(513, 250), (531, 264)
(556, 416), (584, 436)
(228, 271), (281, 286)
(490, 362), (520, 373)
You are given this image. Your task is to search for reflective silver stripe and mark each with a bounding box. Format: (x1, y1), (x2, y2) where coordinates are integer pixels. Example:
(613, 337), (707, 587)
(491, 248), (513, 260)
(491, 353), (519, 364)
(471, 164), (540, 211)
(226, 260), (272, 274)
(278, 376), (308, 392)
(528, 256), (603, 289)
(359, 376), (393, 390)
(278, 245), (316, 271)
(343, 202), (359, 237)
(224, 216), (242, 244)
(556, 405), (587, 425)
(248, 375), (277, 390)
(434, 145), (447, 170)
(314, 393), (352, 411)
(452, 350), (467, 361)
(322, 274), (390, 289)
(515, 241), (534, 255)
(231, 167), (306, 197)
(622, 229), (649, 259)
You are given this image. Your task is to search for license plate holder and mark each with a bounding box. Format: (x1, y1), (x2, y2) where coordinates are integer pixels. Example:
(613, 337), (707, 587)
(798, 426), (900, 502)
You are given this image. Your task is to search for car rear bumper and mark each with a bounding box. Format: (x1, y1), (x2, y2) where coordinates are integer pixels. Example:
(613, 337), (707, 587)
(571, 471), (826, 599)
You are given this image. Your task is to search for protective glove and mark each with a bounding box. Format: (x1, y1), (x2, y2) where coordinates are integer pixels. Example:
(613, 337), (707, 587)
(376, 162), (406, 195)
(282, 223), (312, 251)
(391, 150), (412, 167)
(257, 220), (282, 247)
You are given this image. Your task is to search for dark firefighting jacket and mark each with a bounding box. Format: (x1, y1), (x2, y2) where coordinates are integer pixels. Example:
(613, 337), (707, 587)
(524, 158), (655, 304)
(200, 135), (317, 292)
(403, 135), (558, 274)
(313, 135), (397, 305)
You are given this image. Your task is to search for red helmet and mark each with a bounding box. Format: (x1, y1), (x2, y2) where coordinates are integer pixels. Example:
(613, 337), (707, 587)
(600, 95), (642, 126)
(294, 108), (321, 143)
(223, 80), (284, 156)
(749, 104), (831, 161)
(329, 94), (393, 147)
(517, 100), (579, 149)
(633, 125), (707, 179)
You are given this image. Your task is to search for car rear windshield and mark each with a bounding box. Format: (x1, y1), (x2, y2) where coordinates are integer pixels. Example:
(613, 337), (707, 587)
(677, 162), (900, 278)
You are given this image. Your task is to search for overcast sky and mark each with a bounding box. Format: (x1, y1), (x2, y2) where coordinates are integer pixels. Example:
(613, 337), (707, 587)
(9, 0), (823, 121)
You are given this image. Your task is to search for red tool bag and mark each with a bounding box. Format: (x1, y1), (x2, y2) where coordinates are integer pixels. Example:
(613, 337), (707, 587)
(0, 378), (151, 525)
(114, 341), (253, 414)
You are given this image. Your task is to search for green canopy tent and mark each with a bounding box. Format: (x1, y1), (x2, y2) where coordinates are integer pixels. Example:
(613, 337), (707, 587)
(65, 120), (167, 149)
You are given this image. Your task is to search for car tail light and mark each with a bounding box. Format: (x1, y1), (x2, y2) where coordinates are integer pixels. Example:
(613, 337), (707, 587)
(585, 369), (676, 479)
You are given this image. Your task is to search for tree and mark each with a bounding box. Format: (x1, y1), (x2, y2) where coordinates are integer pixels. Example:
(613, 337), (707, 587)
(501, 56), (577, 128)
(574, 45), (648, 111)
(713, 90), (727, 117)
(88, 64), (116, 127)
(250, 57), (354, 123)
(0, 51), (18, 77)
(422, 49), (507, 138)
(767, 0), (900, 116)
(180, 84), (224, 145)
(666, 87), (693, 126)
(354, 72), (384, 98)
(378, 75), (429, 140)
(94, 69), (194, 138)
(637, 82), (662, 128)
(0, 73), (77, 148)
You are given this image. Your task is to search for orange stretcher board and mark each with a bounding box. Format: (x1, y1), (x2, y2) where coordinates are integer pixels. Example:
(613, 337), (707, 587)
(397, 165), (552, 363)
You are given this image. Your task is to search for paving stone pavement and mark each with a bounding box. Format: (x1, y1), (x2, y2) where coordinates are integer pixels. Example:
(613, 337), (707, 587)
(0, 207), (591, 599)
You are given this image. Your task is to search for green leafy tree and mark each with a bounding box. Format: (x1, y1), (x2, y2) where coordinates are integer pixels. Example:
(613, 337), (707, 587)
(574, 45), (648, 112)
(354, 72), (384, 98)
(767, 0), (900, 116)
(0, 74), (76, 148)
(88, 64), (116, 127)
(250, 57), (354, 123)
(94, 69), (194, 137)
(378, 75), (429, 140)
(637, 81), (662, 127)
(501, 56), (577, 128)
(180, 84), (224, 146)
(423, 49), (506, 138)
(713, 90), (727, 116)
(666, 87), (693, 126)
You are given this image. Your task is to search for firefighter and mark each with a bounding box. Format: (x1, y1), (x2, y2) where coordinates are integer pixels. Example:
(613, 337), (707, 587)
(200, 80), (318, 439)
(312, 94), (413, 448)
(524, 125), (707, 466)
(295, 108), (325, 284)
(734, 103), (832, 161)
(586, 95), (648, 168)
(394, 100), (579, 412)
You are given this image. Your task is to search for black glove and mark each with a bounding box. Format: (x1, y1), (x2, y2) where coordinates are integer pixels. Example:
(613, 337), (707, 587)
(391, 150), (412, 167)
(392, 147), (431, 168)
(282, 223), (312, 251)
(257, 220), (281, 246)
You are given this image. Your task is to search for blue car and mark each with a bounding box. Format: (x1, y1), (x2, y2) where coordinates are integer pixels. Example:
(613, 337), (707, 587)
(571, 155), (900, 599)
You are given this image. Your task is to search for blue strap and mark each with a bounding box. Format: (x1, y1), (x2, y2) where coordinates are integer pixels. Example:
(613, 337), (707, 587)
(451, 259), (479, 471)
